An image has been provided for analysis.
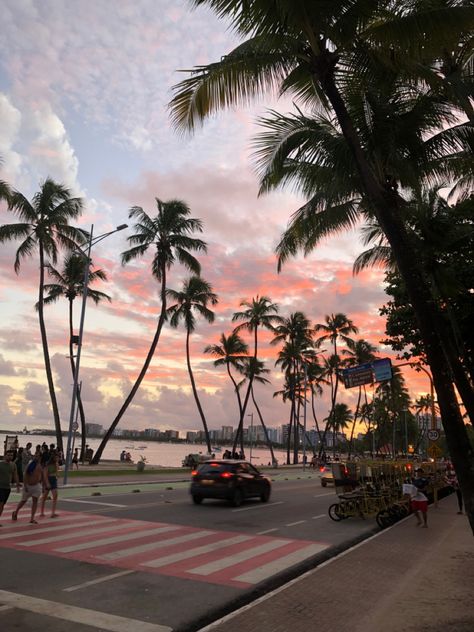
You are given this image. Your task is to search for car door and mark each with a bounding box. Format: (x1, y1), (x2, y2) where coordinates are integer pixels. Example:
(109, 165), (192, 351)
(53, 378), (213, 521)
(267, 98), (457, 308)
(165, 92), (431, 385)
(235, 463), (255, 497)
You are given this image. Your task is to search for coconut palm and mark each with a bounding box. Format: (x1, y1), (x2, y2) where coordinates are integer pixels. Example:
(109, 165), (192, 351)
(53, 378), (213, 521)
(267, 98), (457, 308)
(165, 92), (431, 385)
(204, 332), (249, 431)
(167, 276), (218, 453)
(40, 254), (111, 459)
(342, 338), (377, 458)
(92, 199), (207, 463)
(170, 0), (474, 531)
(232, 295), (281, 454)
(324, 403), (352, 455)
(0, 179), (86, 451)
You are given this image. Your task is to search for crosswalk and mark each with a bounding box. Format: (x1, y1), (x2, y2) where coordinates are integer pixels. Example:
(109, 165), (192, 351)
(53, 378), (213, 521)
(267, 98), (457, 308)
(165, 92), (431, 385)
(0, 509), (329, 588)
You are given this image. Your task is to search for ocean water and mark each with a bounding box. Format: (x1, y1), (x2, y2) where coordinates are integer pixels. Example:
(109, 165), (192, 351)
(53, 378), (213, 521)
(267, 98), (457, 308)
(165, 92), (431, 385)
(1, 433), (292, 467)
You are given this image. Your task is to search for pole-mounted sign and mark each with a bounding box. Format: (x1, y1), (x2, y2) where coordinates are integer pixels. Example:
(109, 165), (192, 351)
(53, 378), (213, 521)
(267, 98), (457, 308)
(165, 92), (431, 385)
(342, 358), (393, 389)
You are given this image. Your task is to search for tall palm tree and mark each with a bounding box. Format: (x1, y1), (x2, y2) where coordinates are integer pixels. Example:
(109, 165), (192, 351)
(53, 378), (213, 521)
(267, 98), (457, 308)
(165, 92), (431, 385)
(0, 179), (85, 451)
(167, 276), (218, 453)
(92, 199), (207, 463)
(232, 295), (281, 455)
(170, 0), (474, 531)
(204, 332), (249, 433)
(342, 338), (377, 458)
(324, 403), (352, 456)
(40, 254), (111, 459)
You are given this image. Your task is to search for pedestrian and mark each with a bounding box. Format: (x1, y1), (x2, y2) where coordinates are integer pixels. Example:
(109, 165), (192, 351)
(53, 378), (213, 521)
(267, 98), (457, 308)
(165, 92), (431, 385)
(445, 467), (463, 514)
(404, 468), (429, 528)
(0, 450), (20, 526)
(72, 448), (79, 470)
(22, 442), (32, 473)
(15, 447), (24, 484)
(40, 444), (50, 468)
(12, 452), (43, 524)
(40, 452), (60, 518)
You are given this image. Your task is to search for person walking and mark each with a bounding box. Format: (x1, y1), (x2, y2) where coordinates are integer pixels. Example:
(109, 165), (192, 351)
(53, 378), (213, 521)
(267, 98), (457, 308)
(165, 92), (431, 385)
(445, 467), (463, 514)
(0, 450), (20, 526)
(15, 448), (24, 484)
(40, 452), (60, 518)
(21, 442), (32, 473)
(71, 448), (79, 470)
(12, 453), (43, 524)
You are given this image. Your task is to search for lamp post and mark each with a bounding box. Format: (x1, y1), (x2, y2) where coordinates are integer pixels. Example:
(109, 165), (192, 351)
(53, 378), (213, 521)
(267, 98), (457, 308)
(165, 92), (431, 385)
(302, 362), (308, 471)
(247, 413), (254, 462)
(63, 223), (127, 485)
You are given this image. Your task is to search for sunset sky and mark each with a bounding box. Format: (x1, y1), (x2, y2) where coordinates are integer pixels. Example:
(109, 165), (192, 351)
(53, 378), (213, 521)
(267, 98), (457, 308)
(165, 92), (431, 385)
(0, 0), (429, 436)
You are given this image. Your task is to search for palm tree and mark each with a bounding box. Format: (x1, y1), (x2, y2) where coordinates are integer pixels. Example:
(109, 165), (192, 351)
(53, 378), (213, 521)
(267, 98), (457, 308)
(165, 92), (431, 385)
(232, 295), (281, 455)
(324, 403), (352, 456)
(170, 0), (474, 531)
(0, 179), (85, 451)
(167, 276), (218, 453)
(92, 199), (207, 463)
(342, 338), (377, 458)
(40, 254), (111, 459)
(204, 332), (249, 434)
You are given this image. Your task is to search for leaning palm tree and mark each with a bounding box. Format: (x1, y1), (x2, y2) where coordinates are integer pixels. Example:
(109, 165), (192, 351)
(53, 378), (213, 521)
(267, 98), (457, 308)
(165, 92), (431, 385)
(204, 332), (249, 432)
(232, 295), (281, 455)
(0, 179), (85, 451)
(167, 276), (218, 453)
(40, 254), (111, 459)
(92, 199), (207, 463)
(170, 0), (474, 532)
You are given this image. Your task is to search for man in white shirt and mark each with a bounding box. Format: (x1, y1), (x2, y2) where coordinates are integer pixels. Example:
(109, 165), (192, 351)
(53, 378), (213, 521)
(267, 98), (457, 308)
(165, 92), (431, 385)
(403, 477), (428, 527)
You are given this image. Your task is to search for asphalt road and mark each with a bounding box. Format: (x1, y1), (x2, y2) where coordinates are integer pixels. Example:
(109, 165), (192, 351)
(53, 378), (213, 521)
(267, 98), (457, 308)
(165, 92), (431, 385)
(0, 476), (376, 632)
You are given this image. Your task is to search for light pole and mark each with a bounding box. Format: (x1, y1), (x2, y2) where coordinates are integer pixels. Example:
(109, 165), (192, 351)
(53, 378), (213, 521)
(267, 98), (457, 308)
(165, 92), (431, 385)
(63, 223), (127, 485)
(302, 362), (308, 471)
(247, 413), (254, 463)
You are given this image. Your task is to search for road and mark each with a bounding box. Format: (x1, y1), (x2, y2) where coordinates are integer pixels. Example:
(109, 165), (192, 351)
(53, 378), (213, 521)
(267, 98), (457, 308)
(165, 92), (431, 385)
(0, 474), (376, 631)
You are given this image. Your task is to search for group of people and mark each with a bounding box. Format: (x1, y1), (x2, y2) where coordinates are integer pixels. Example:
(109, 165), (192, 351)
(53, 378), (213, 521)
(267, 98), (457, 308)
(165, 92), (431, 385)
(0, 442), (61, 526)
(119, 450), (133, 462)
(222, 449), (245, 459)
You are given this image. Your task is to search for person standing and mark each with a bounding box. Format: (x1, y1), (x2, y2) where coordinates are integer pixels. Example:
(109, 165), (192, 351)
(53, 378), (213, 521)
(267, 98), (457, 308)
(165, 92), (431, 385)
(15, 448), (24, 484)
(40, 452), (60, 518)
(71, 448), (79, 470)
(0, 450), (20, 525)
(21, 442), (32, 473)
(12, 453), (43, 524)
(445, 467), (463, 514)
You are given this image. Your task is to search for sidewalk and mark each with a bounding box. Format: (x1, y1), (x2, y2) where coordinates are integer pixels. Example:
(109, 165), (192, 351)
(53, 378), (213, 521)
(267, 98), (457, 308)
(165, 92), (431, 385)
(199, 495), (474, 632)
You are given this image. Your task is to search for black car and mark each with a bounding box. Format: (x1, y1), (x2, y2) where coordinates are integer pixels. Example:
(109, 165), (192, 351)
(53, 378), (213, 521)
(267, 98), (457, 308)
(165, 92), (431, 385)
(190, 460), (271, 507)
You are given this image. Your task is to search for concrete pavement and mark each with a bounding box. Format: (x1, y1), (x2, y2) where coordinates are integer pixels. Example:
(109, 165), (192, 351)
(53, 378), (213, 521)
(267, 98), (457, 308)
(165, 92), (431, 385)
(197, 494), (473, 632)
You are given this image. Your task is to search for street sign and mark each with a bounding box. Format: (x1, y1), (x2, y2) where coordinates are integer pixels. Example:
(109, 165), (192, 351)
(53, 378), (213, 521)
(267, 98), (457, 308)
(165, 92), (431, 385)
(427, 443), (443, 458)
(372, 358), (393, 382)
(427, 429), (440, 441)
(342, 358), (393, 389)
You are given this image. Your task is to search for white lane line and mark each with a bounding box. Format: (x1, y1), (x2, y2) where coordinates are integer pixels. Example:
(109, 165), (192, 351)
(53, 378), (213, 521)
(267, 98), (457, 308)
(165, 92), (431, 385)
(234, 543), (328, 584)
(285, 520), (306, 527)
(312, 514), (326, 520)
(313, 492), (335, 498)
(257, 528), (278, 535)
(63, 570), (135, 592)
(62, 499), (127, 508)
(0, 605), (13, 612)
(0, 518), (111, 540)
(232, 501), (284, 513)
(99, 529), (215, 562)
(143, 535), (252, 568)
(57, 525), (176, 553)
(19, 521), (132, 547)
(0, 589), (172, 632)
(189, 540), (290, 576)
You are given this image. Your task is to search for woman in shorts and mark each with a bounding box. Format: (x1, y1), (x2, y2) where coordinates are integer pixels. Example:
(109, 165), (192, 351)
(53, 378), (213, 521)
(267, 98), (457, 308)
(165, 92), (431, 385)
(40, 452), (60, 518)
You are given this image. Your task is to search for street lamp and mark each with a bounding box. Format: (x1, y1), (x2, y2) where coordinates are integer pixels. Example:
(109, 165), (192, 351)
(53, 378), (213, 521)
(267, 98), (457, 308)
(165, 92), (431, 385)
(63, 223), (127, 485)
(247, 413), (254, 462)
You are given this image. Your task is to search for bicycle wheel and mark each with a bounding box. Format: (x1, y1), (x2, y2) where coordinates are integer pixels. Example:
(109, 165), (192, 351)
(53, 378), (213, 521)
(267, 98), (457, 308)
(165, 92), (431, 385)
(376, 510), (392, 529)
(328, 503), (344, 522)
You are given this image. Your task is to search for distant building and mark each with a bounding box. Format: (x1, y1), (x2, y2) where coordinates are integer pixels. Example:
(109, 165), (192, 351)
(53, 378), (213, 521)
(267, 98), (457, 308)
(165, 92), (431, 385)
(85, 423), (103, 436)
(186, 431), (198, 442)
(221, 425), (234, 440)
(144, 428), (160, 438)
(163, 429), (179, 440)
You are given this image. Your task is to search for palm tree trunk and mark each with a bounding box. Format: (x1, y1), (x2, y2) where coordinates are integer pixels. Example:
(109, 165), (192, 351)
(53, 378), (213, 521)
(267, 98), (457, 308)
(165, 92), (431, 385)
(68, 298), (86, 461)
(91, 266), (168, 464)
(185, 328), (211, 453)
(286, 398), (294, 465)
(348, 386), (363, 459)
(314, 61), (474, 533)
(311, 389), (323, 446)
(232, 328), (259, 456)
(38, 245), (63, 453)
(251, 387), (276, 465)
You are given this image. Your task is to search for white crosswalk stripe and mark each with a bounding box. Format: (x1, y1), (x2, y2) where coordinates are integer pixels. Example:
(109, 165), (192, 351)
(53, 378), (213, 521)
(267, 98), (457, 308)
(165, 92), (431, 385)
(57, 526), (177, 553)
(19, 522), (133, 547)
(99, 529), (215, 561)
(0, 518), (111, 541)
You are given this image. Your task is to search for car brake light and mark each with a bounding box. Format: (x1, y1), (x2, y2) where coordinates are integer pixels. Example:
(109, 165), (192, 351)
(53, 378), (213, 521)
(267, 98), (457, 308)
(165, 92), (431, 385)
(220, 471), (234, 478)
(210, 462), (219, 466)
(319, 466), (325, 472)
(191, 470), (198, 476)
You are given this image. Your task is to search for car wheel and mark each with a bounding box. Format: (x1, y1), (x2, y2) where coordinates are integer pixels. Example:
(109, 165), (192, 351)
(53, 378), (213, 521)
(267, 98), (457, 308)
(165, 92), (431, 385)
(231, 488), (243, 507)
(260, 486), (271, 503)
(192, 495), (203, 505)
(321, 480), (327, 487)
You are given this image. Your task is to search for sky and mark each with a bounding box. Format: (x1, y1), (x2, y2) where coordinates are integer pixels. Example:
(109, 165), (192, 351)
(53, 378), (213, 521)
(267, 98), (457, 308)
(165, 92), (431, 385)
(0, 0), (430, 436)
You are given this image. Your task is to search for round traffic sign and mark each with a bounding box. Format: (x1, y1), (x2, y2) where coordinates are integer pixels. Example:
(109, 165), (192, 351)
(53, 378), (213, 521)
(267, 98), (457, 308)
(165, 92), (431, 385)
(427, 429), (440, 441)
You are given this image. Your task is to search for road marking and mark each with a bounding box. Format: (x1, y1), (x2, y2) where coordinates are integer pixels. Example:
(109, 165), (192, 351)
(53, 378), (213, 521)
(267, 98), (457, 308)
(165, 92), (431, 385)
(232, 501), (284, 513)
(63, 570), (135, 592)
(285, 520), (306, 527)
(0, 605), (13, 612)
(99, 529), (215, 561)
(0, 589), (172, 632)
(313, 492), (335, 498)
(257, 528), (278, 535)
(234, 542), (328, 584)
(56, 525), (177, 553)
(62, 499), (127, 508)
(143, 534), (252, 568)
(19, 521), (131, 547)
(189, 539), (290, 576)
(312, 514), (326, 520)
(0, 517), (111, 540)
